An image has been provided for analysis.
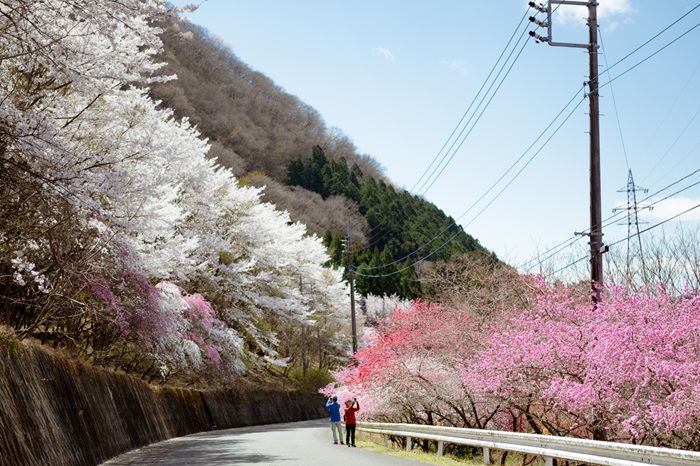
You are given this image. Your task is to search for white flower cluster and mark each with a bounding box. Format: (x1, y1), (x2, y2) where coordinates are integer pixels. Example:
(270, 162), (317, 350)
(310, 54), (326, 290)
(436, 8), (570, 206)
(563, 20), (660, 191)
(0, 0), (352, 377)
(11, 255), (50, 293)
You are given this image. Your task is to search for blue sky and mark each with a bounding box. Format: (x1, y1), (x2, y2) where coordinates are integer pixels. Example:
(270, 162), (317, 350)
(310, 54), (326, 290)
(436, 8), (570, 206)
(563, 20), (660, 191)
(169, 0), (700, 268)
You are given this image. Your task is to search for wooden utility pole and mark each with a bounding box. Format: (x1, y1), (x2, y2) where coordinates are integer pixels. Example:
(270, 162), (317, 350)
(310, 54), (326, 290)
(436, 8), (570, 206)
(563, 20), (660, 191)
(586, 1), (604, 305)
(347, 224), (357, 354)
(529, 1), (605, 306)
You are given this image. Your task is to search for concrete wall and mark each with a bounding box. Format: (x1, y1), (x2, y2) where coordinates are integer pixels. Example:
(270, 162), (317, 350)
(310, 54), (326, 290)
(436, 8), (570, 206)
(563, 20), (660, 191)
(0, 338), (327, 466)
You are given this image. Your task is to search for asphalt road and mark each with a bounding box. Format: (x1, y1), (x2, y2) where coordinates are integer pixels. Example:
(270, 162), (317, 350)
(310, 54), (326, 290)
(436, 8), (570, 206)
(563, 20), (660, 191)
(100, 419), (431, 465)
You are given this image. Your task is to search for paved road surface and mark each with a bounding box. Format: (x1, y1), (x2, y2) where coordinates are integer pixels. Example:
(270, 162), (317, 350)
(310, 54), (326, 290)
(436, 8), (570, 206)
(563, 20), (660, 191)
(101, 419), (430, 465)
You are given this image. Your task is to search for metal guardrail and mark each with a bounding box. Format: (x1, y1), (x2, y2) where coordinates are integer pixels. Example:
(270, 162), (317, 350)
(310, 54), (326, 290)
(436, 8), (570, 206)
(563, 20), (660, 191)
(356, 422), (700, 466)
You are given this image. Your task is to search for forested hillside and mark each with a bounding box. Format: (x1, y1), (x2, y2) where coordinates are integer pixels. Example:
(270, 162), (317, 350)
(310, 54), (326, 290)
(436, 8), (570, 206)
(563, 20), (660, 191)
(287, 145), (490, 297)
(150, 18), (496, 298)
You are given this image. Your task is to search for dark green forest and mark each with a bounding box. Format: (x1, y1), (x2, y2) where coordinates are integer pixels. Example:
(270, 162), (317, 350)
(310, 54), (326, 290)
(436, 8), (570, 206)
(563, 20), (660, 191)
(288, 146), (492, 298)
(152, 19), (496, 300)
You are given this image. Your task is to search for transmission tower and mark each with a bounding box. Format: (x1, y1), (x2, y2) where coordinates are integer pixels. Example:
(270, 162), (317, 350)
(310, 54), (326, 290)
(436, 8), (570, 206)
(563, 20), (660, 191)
(612, 169), (652, 283)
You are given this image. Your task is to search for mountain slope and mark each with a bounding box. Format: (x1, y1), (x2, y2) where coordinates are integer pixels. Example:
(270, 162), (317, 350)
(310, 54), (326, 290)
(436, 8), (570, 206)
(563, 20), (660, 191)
(152, 19), (496, 298)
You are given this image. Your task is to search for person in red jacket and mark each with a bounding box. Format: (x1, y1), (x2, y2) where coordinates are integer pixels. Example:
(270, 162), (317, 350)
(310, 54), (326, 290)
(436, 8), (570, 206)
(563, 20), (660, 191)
(343, 398), (360, 447)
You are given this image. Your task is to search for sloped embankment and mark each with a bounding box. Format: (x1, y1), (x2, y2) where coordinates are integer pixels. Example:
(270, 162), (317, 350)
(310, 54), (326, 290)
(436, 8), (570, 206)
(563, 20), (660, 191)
(0, 338), (326, 466)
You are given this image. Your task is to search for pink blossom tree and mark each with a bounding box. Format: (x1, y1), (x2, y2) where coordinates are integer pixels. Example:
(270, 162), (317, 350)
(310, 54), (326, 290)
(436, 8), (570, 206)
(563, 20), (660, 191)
(463, 280), (700, 449)
(323, 300), (501, 429)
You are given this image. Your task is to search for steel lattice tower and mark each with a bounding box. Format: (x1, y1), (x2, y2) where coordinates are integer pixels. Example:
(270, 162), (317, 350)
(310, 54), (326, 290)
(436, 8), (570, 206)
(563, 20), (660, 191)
(613, 170), (652, 282)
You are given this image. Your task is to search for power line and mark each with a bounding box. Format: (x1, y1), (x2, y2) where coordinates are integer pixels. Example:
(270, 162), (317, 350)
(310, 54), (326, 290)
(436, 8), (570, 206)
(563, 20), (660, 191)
(608, 202), (700, 249)
(543, 201), (700, 280)
(597, 2), (700, 77)
(518, 6), (700, 271)
(415, 19), (532, 197)
(410, 6), (534, 196)
(413, 1), (568, 198)
(532, 169), (700, 277)
(454, 95), (585, 229)
(356, 93), (585, 276)
(597, 19), (700, 92)
(642, 104), (700, 185)
(353, 7), (536, 257)
(599, 29), (629, 171)
(520, 166), (700, 273)
(636, 57), (700, 182)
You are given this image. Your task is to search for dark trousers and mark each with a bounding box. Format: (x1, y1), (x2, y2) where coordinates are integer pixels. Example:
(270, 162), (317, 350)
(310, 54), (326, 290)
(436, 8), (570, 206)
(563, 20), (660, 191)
(345, 423), (356, 445)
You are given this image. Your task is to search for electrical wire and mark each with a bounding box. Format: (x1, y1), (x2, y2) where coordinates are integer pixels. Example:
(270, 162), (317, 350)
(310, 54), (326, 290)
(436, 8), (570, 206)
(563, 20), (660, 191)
(410, 6), (534, 196)
(608, 202), (700, 249)
(599, 29), (629, 171)
(527, 167), (700, 275)
(356, 91), (586, 276)
(413, 2), (566, 198)
(594, 3), (700, 78)
(642, 105), (700, 185)
(353, 6), (535, 255)
(636, 57), (700, 183)
(545, 200), (700, 280)
(511, 13), (700, 273)
(597, 20), (700, 91)
(414, 18), (532, 197)
(355, 4), (571, 256)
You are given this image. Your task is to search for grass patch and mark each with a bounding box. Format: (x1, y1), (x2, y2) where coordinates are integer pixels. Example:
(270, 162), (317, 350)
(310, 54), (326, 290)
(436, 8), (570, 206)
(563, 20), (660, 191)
(356, 434), (552, 466)
(355, 437), (482, 465)
(0, 331), (20, 356)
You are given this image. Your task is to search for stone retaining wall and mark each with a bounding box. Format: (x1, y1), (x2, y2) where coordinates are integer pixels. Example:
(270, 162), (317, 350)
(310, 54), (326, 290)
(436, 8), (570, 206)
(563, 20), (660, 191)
(0, 339), (326, 466)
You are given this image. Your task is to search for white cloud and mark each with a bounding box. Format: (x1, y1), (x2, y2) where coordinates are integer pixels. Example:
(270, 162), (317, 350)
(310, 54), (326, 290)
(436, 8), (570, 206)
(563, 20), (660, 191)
(554, 0), (634, 26)
(599, 0), (634, 18)
(605, 20), (621, 33)
(371, 47), (396, 62)
(440, 58), (469, 75)
(645, 196), (700, 222)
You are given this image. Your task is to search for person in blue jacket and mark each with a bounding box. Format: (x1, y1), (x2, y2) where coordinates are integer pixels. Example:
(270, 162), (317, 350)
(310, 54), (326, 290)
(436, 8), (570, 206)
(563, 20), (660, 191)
(325, 395), (344, 444)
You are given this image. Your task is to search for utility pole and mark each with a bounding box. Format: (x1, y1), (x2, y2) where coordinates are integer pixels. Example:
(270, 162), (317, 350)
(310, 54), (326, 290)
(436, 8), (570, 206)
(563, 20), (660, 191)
(529, 1), (606, 306)
(586, 1), (604, 306)
(347, 223), (357, 354)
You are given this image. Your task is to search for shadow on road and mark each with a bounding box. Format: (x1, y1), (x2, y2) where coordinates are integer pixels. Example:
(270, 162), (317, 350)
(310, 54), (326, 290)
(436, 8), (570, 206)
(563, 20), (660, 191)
(102, 419), (429, 465)
(102, 420), (327, 465)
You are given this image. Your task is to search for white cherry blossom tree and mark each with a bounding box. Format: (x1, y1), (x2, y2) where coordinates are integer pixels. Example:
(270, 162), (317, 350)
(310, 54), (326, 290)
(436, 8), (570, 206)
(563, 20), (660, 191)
(0, 0), (351, 385)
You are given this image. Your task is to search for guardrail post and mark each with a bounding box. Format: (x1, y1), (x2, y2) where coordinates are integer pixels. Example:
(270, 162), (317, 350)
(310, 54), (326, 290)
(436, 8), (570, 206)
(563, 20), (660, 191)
(483, 447), (491, 465)
(406, 436), (412, 452)
(542, 427), (552, 466)
(437, 441), (444, 456)
(383, 434), (388, 447)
